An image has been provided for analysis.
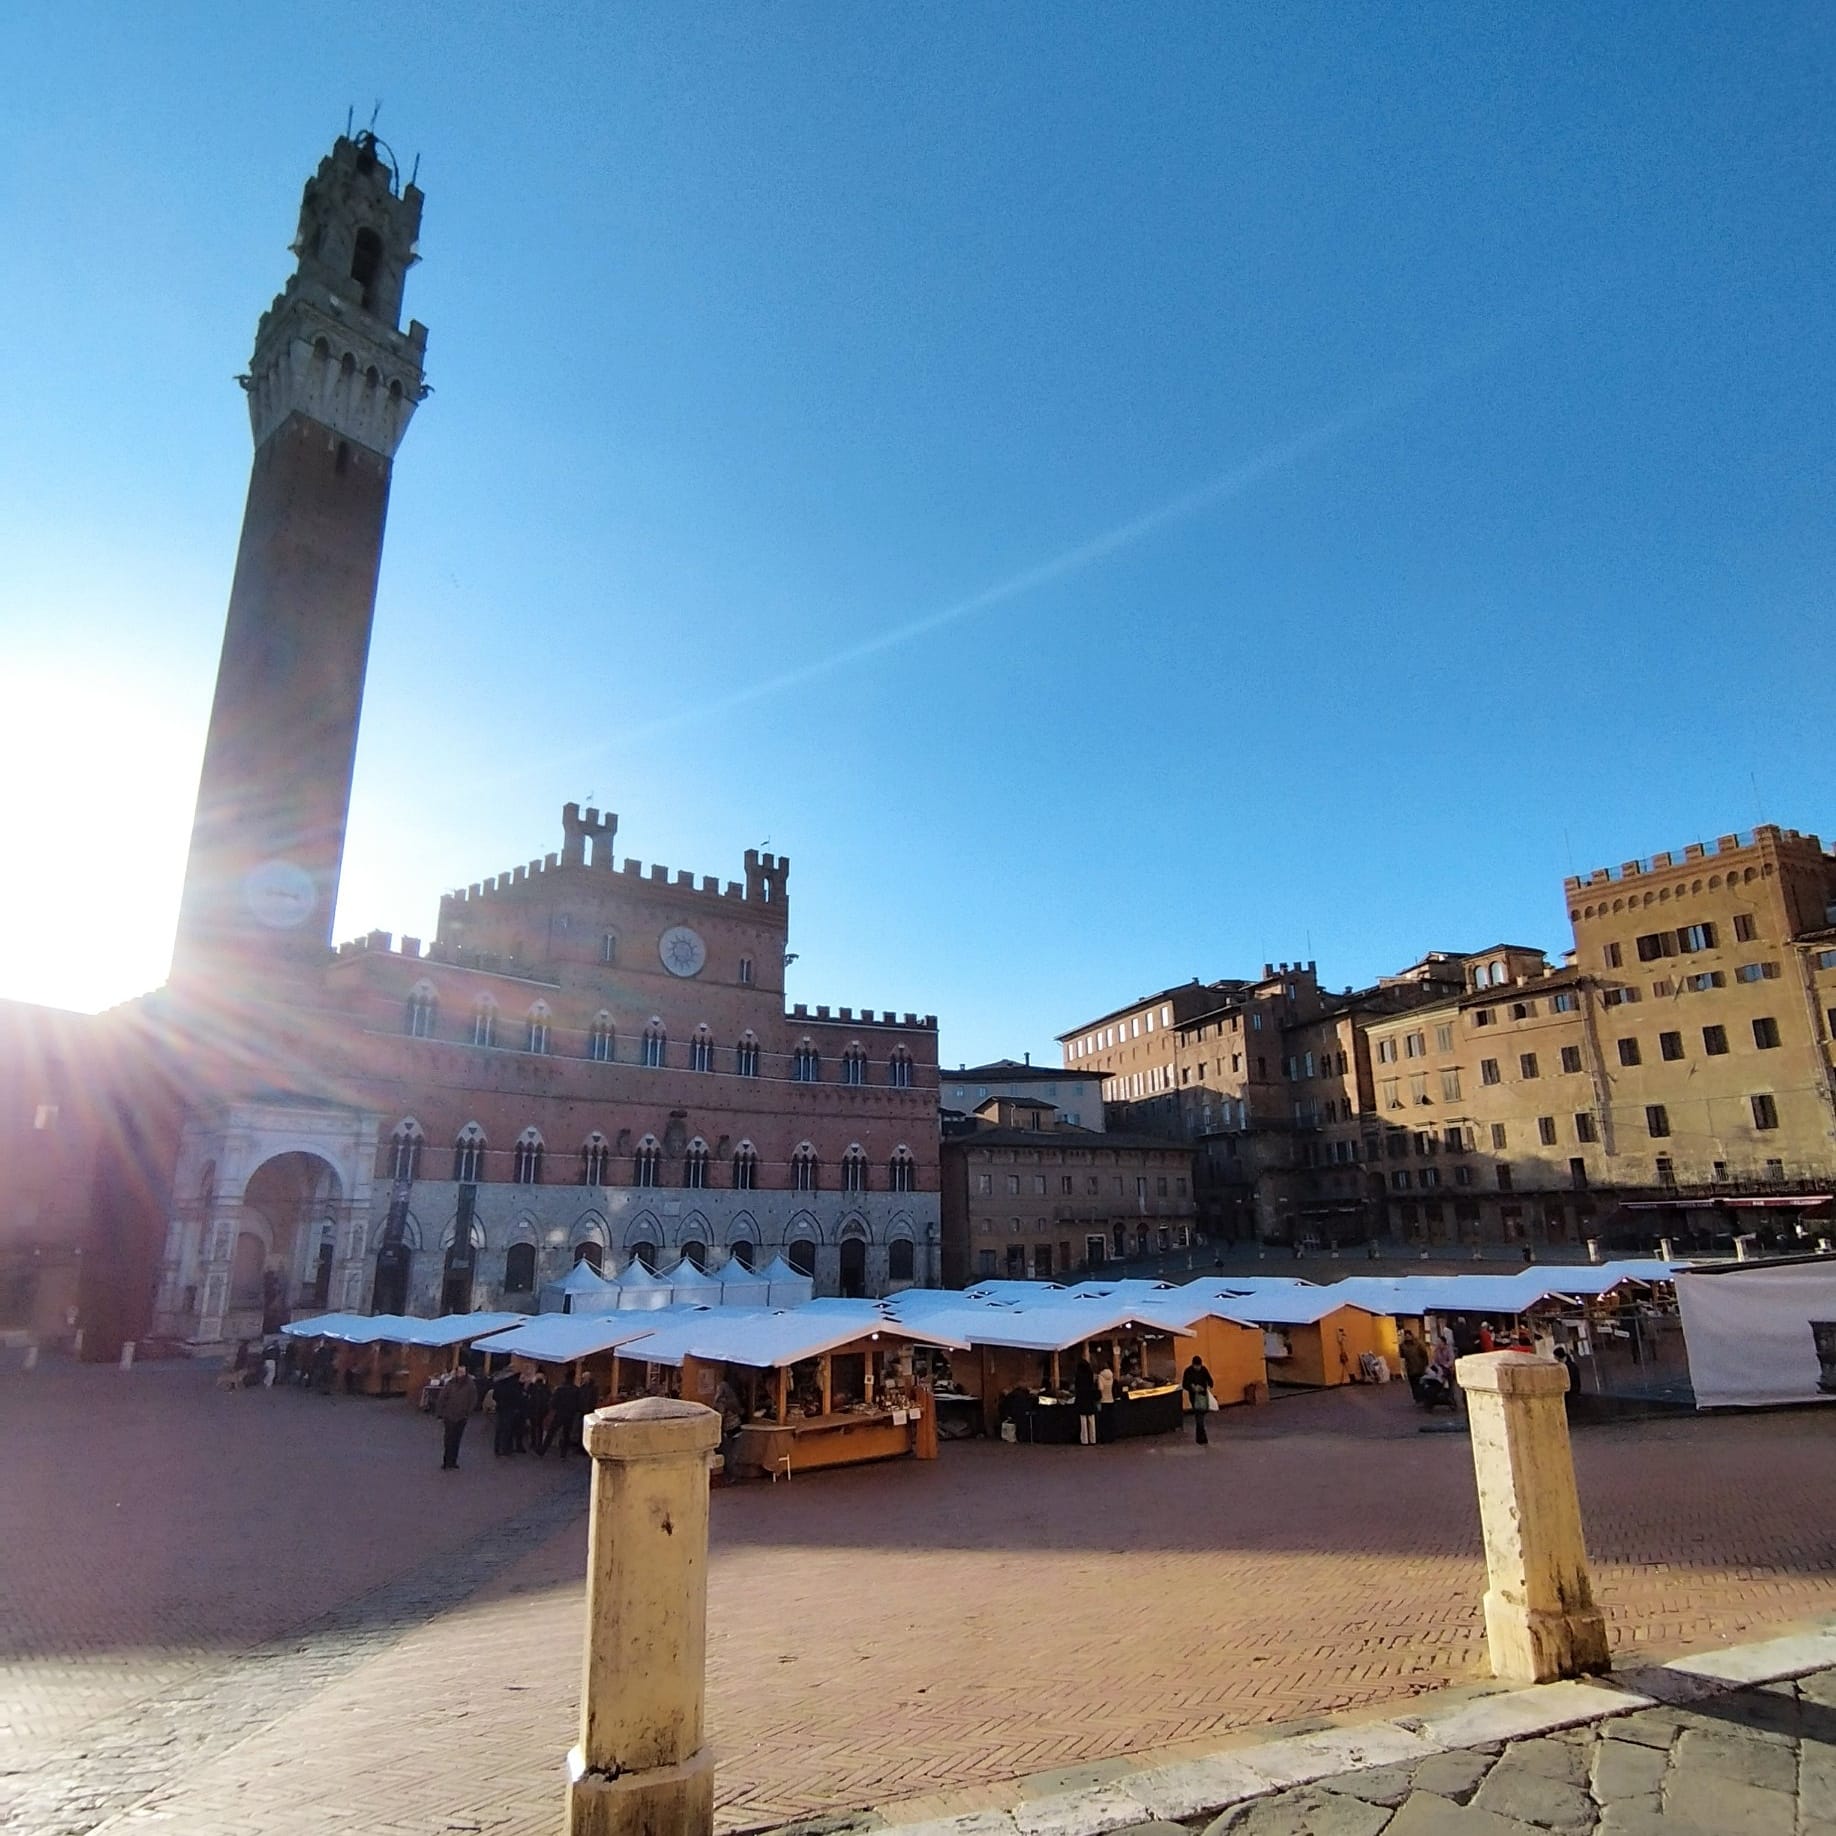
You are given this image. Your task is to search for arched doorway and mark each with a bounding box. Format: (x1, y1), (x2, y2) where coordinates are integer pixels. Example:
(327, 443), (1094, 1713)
(310, 1234), (335, 1310)
(787, 1239), (817, 1279)
(240, 1152), (343, 1328)
(838, 1236), (867, 1298)
(441, 1228), (478, 1315)
(372, 1242), (411, 1314)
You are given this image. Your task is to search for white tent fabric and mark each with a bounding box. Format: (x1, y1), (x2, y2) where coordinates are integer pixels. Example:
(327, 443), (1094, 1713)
(664, 1260), (725, 1305)
(1676, 1264), (1836, 1408)
(473, 1310), (683, 1365)
(611, 1261), (677, 1311)
(715, 1266), (771, 1309)
(538, 1260), (614, 1314)
(279, 1312), (373, 1341)
(754, 1254), (816, 1308)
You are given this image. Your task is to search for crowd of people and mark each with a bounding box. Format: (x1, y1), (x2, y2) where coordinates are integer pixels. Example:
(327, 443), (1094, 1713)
(424, 1363), (602, 1470)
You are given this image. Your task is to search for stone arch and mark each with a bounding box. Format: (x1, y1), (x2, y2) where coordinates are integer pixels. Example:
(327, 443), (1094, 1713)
(724, 1209), (761, 1250)
(784, 1208), (824, 1247)
(440, 1214), (487, 1251)
(239, 1151), (343, 1326)
(572, 1211), (610, 1248)
(369, 1208), (424, 1252)
(837, 1212), (871, 1243)
(505, 1212), (539, 1246)
(621, 1210), (665, 1251)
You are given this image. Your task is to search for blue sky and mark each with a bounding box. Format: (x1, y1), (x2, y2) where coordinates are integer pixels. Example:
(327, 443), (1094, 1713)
(3, 2), (1831, 1067)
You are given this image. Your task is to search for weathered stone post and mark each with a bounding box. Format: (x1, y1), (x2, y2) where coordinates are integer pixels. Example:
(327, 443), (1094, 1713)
(1455, 1352), (1610, 1685)
(566, 1396), (721, 1836)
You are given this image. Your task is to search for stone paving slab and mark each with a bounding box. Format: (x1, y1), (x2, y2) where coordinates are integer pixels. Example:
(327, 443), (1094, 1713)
(843, 1646), (1836, 1836)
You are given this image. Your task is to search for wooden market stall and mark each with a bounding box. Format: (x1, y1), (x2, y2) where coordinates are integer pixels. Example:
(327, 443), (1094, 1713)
(1221, 1288), (1389, 1388)
(906, 1299), (1197, 1441)
(470, 1309), (679, 1396)
(282, 1311), (530, 1396)
(620, 1305), (958, 1479)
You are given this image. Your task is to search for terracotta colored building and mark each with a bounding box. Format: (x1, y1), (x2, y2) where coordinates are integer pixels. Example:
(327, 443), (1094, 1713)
(6, 134), (940, 1356)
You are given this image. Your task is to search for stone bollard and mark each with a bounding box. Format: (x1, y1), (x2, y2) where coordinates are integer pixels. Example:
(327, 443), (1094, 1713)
(1454, 1352), (1609, 1686)
(566, 1397), (721, 1836)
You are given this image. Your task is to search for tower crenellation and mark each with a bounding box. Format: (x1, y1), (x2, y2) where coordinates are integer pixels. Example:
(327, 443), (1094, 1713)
(242, 133), (429, 460)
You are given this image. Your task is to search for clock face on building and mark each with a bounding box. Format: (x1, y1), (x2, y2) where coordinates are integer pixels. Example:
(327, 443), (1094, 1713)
(658, 925), (708, 978)
(243, 859), (318, 929)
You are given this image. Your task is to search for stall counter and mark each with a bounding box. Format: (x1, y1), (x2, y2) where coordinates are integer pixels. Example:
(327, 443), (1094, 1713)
(734, 1405), (924, 1477)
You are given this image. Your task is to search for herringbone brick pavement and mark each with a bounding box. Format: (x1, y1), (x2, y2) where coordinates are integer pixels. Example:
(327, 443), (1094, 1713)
(4, 1360), (1832, 1834)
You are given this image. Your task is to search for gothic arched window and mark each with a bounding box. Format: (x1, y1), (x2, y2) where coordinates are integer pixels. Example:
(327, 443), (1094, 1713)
(792, 1042), (820, 1083)
(888, 1147), (917, 1193)
(633, 1136), (660, 1187)
(389, 1120), (425, 1183)
(453, 1125), (486, 1184)
(680, 1239), (707, 1272)
(587, 1012), (615, 1063)
(841, 1046), (867, 1086)
(573, 1240), (604, 1273)
(404, 983), (438, 1038)
(683, 1139), (709, 1190)
(471, 997), (497, 1049)
(580, 1133), (610, 1187)
(888, 1048), (913, 1089)
(512, 1128), (544, 1185)
(888, 1238), (916, 1282)
(642, 1022), (667, 1069)
(731, 1143), (759, 1190)
(736, 1033), (760, 1078)
(841, 1146), (867, 1193)
(526, 1003), (551, 1055)
(690, 1026), (713, 1073)
(791, 1145), (819, 1192)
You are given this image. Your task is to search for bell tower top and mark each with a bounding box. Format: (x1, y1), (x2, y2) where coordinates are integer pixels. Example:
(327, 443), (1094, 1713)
(241, 132), (429, 462)
(289, 132), (422, 330)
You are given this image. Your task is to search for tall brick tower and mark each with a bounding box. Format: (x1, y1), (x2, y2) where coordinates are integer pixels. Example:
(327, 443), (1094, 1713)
(170, 133), (428, 991)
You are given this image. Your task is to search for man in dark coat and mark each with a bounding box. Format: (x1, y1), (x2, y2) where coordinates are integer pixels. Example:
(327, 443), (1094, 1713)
(492, 1370), (526, 1456)
(438, 1366), (479, 1470)
(523, 1372), (550, 1455)
(548, 1375), (581, 1459)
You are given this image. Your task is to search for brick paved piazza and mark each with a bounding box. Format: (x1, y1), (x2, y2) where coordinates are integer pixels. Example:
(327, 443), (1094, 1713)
(3, 1360), (1833, 1835)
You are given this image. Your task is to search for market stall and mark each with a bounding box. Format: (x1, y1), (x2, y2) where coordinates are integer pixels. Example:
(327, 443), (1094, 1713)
(475, 1308), (692, 1393)
(615, 1304), (960, 1478)
(908, 1299), (1194, 1440)
(1221, 1288), (1389, 1387)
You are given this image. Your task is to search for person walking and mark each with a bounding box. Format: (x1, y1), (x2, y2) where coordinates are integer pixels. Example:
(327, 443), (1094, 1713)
(1073, 1356), (1100, 1446)
(437, 1365), (479, 1470)
(1182, 1354), (1215, 1446)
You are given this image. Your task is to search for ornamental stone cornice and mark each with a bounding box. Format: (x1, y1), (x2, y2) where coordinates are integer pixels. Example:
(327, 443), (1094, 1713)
(241, 278), (429, 459)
